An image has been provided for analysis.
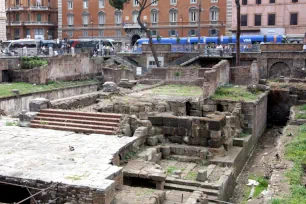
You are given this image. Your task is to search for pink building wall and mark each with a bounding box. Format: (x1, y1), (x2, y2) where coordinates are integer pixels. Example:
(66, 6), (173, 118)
(232, 0), (306, 37)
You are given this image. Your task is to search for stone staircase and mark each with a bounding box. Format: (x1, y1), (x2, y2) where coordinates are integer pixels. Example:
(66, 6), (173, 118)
(111, 55), (138, 69)
(30, 109), (122, 135)
(168, 53), (199, 66)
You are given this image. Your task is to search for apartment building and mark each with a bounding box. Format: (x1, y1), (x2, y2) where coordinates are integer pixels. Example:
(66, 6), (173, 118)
(58, 0), (227, 44)
(6, 0), (58, 40)
(232, 0), (306, 41)
(0, 0), (6, 41)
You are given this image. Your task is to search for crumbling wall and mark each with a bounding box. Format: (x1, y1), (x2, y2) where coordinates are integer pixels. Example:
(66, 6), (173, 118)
(203, 60), (230, 98)
(230, 61), (259, 85)
(102, 68), (135, 84)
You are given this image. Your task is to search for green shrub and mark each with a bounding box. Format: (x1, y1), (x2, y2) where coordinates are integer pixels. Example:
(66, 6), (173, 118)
(21, 57), (48, 69)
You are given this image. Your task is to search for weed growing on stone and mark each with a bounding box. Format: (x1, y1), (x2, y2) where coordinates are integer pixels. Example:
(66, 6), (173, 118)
(39, 121), (49, 125)
(167, 166), (178, 175)
(295, 105), (306, 119)
(151, 85), (202, 97)
(184, 171), (197, 181)
(271, 125), (306, 203)
(123, 151), (137, 161)
(5, 121), (19, 126)
(238, 131), (250, 138)
(211, 85), (262, 102)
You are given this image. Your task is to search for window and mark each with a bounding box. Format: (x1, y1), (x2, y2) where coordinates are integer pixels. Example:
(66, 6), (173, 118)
(189, 29), (196, 36)
(169, 8), (178, 24)
(270, 0), (275, 3)
(82, 12), (89, 25)
(210, 6), (219, 23)
(290, 13), (298, 25)
(35, 0), (41, 6)
(169, 30), (177, 36)
(98, 11), (105, 25)
(37, 13), (41, 22)
(209, 28), (219, 36)
(99, 0), (105, 8)
(26, 29), (30, 36)
(151, 30), (157, 36)
(268, 14), (275, 25)
(292, 0), (298, 2)
(28, 13), (30, 21)
(151, 9), (158, 24)
(211, 0), (218, 2)
(241, 15), (247, 26)
(48, 14), (51, 22)
(254, 14), (261, 26)
(14, 28), (20, 38)
(83, 30), (88, 36)
(170, 0), (177, 5)
(242, 0), (247, 5)
(152, 0), (158, 5)
(133, 0), (139, 6)
(68, 31), (73, 37)
(115, 10), (122, 25)
(34, 29), (44, 36)
(67, 13), (74, 26)
(68, 1), (73, 9)
(16, 0), (20, 6)
(256, 0), (261, 4)
(132, 10), (139, 23)
(191, 0), (197, 4)
(15, 13), (20, 21)
(83, 0), (88, 9)
(99, 30), (104, 36)
(28, 0), (30, 6)
(189, 8), (197, 23)
(116, 30), (121, 37)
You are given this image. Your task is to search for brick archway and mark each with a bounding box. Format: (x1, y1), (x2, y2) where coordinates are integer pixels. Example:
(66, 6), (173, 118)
(269, 62), (291, 79)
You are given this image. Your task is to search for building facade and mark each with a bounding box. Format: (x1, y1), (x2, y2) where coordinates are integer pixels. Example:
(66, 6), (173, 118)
(5, 0), (58, 40)
(58, 0), (227, 45)
(232, 0), (306, 41)
(0, 0), (7, 40)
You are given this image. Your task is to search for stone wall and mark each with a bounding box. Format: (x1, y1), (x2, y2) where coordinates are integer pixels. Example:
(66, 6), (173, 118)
(0, 83), (99, 115)
(230, 61), (259, 85)
(261, 44), (303, 52)
(203, 60), (230, 98)
(102, 68), (135, 84)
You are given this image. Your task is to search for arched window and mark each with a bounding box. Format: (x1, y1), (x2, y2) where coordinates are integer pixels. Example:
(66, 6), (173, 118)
(98, 11), (105, 26)
(82, 11), (89, 26)
(132, 10), (139, 23)
(210, 6), (219, 23)
(67, 12), (74, 26)
(115, 10), (122, 25)
(189, 7), (197, 23)
(169, 8), (178, 25)
(151, 8), (159, 24)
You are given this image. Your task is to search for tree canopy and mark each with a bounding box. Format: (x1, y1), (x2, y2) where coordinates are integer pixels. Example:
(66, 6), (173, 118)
(109, 0), (130, 10)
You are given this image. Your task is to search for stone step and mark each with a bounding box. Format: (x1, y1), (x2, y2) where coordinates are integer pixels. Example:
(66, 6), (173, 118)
(164, 183), (219, 196)
(168, 155), (201, 163)
(34, 116), (120, 127)
(40, 109), (122, 119)
(31, 120), (118, 131)
(30, 123), (115, 135)
(37, 113), (121, 123)
(166, 177), (220, 190)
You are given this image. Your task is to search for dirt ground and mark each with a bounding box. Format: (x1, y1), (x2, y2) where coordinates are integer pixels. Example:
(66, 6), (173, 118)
(230, 126), (295, 204)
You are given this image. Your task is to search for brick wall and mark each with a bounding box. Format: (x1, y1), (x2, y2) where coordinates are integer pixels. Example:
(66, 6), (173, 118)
(0, 0), (6, 41)
(230, 61), (259, 85)
(261, 44), (304, 52)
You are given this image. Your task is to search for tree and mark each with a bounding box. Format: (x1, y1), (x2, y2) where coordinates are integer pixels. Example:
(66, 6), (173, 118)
(235, 0), (241, 66)
(109, 0), (160, 67)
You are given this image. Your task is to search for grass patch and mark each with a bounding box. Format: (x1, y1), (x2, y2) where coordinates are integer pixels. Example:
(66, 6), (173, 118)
(272, 125), (306, 203)
(65, 172), (89, 181)
(5, 121), (19, 126)
(184, 171), (197, 181)
(295, 105), (306, 119)
(0, 80), (97, 98)
(135, 189), (155, 197)
(253, 177), (269, 197)
(123, 151), (137, 162)
(151, 85), (202, 97)
(167, 166), (178, 175)
(21, 56), (48, 69)
(238, 131), (250, 138)
(211, 85), (262, 101)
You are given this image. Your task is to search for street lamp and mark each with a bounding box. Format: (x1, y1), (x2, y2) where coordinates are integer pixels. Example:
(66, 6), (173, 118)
(180, 14), (183, 37)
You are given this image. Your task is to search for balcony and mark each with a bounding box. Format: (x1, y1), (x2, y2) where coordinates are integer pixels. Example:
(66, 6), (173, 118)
(6, 21), (23, 26)
(123, 22), (148, 29)
(24, 21), (55, 26)
(29, 6), (49, 11)
(6, 6), (24, 11)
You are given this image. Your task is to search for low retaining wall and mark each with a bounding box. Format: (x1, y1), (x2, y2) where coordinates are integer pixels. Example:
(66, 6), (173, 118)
(230, 61), (259, 85)
(0, 83), (99, 115)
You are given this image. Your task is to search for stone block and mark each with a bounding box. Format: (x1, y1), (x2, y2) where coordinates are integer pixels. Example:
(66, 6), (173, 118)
(161, 146), (171, 159)
(208, 139), (223, 148)
(203, 105), (216, 112)
(198, 129), (210, 138)
(163, 127), (175, 136)
(168, 136), (183, 144)
(178, 118), (192, 129)
(155, 152), (162, 161)
(133, 127), (148, 137)
(200, 150), (208, 159)
(29, 98), (51, 112)
(157, 105), (166, 112)
(146, 136), (159, 146)
(156, 135), (165, 143)
(196, 169), (207, 182)
(233, 138), (244, 147)
(208, 120), (222, 131)
(223, 139), (233, 151)
(177, 127), (187, 136)
(102, 81), (119, 92)
(148, 116), (164, 126)
(156, 181), (165, 190)
(190, 110), (202, 117)
(199, 137), (208, 146)
(163, 117), (178, 128)
(130, 105), (139, 113)
(210, 130), (222, 140)
(19, 111), (38, 127)
(139, 112), (148, 120)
